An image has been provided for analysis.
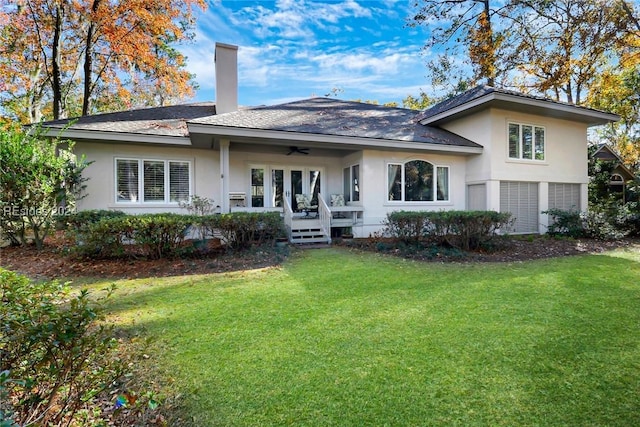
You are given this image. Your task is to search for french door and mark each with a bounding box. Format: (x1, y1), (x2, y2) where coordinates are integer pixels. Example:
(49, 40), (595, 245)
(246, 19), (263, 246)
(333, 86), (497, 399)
(250, 166), (322, 210)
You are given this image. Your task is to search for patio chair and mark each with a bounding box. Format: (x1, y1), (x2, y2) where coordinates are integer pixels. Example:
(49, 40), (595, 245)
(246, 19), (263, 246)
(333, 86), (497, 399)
(330, 194), (346, 218)
(295, 194), (318, 216)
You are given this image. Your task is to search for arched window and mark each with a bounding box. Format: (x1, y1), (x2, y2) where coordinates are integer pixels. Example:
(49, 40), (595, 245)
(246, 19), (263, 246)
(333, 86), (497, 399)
(609, 173), (624, 194)
(387, 160), (449, 202)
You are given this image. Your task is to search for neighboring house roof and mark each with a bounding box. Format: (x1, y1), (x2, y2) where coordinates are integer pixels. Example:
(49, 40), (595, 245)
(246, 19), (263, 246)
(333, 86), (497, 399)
(593, 144), (636, 181)
(40, 103), (216, 145)
(417, 85), (620, 127)
(187, 97), (482, 152)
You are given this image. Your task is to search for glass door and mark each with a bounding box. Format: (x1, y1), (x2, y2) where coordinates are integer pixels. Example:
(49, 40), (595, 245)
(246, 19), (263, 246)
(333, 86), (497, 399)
(270, 167), (321, 211)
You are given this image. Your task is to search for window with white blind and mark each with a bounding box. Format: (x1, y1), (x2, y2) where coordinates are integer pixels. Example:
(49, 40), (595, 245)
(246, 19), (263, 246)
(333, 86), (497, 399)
(500, 181), (539, 233)
(115, 158), (191, 204)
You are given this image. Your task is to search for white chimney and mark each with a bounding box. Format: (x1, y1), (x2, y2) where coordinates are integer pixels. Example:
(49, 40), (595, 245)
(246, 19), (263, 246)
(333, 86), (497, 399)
(215, 42), (238, 114)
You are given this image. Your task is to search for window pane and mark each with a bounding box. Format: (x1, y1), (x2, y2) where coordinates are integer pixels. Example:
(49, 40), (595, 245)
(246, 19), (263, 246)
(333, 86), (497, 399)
(309, 170), (321, 206)
(522, 125), (533, 159)
(169, 161), (189, 203)
(343, 167), (350, 202)
(251, 168), (264, 207)
(352, 164), (360, 202)
(144, 160), (165, 202)
(272, 169), (284, 207)
(404, 160), (433, 201)
(387, 164), (402, 201)
(535, 127), (545, 160)
(116, 159), (138, 202)
(437, 166), (449, 201)
(508, 123), (520, 158)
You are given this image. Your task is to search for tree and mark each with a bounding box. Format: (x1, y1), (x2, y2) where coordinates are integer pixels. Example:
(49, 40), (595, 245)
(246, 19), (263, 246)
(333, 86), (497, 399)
(0, 125), (89, 248)
(410, 0), (513, 87)
(588, 65), (640, 168)
(508, 0), (632, 105)
(402, 91), (435, 110)
(0, 0), (205, 122)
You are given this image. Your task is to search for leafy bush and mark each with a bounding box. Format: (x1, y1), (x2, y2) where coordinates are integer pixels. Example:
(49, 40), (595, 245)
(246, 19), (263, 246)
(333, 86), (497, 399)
(382, 211), (430, 243)
(71, 212), (286, 258)
(424, 210), (513, 250)
(73, 213), (193, 259)
(384, 210), (512, 250)
(544, 208), (586, 238)
(0, 268), (121, 425)
(582, 205), (634, 240)
(0, 127), (90, 249)
(214, 212), (286, 250)
(128, 214), (193, 259)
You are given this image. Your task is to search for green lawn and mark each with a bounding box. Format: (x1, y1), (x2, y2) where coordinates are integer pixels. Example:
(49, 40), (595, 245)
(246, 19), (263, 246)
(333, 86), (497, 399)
(88, 247), (640, 426)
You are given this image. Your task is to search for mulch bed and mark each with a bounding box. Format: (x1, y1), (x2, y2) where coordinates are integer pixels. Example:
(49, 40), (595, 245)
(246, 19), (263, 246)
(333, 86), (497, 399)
(1, 233), (638, 280)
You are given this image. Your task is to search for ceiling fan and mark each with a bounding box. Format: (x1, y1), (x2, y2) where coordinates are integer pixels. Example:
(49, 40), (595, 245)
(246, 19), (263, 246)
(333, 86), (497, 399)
(287, 146), (310, 155)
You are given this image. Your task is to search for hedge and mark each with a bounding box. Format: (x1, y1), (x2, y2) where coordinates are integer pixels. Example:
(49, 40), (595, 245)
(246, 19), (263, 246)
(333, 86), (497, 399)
(384, 210), (513, 250)
(71, 212), (286, 259)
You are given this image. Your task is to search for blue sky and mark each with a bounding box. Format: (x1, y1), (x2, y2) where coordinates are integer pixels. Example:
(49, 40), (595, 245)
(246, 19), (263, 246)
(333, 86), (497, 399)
(179, 0), (438, 107)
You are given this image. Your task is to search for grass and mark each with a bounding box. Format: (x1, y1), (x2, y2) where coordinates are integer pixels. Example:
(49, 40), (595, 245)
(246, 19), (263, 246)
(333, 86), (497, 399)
(81, 247), (640, 426)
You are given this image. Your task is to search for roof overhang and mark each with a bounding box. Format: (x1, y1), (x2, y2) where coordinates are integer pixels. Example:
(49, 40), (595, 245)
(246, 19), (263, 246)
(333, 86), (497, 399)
(420, 92), (620, 127)
(187, 124), (483, 155)
(40, 127), (192, 146)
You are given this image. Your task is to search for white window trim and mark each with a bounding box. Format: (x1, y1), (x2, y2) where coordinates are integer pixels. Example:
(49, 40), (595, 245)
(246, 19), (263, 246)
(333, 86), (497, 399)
(114, 157), (192, 205)
(343, 163), (361, 204)
(507, 121), (546, 162)
(385, 160), (451, 204)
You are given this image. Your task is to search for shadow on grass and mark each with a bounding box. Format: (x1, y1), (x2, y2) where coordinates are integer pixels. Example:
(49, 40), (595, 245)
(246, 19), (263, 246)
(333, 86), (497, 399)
(92, 249), (640, 425)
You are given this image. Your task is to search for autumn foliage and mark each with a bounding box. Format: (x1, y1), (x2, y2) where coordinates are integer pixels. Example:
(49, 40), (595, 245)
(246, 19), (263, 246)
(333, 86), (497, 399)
(0, 0), (206, 123)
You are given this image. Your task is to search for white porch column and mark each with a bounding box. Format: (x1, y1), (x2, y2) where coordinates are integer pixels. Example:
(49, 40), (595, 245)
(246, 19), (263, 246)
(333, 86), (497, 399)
(581, 183), (588, 212)
(220, 139), (230, 213)
(539, 181), (549, 234)
(486, 180), (501, 212)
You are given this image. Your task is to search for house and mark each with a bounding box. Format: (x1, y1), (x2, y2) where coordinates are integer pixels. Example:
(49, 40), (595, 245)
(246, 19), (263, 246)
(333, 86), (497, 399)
(41, 43), (619, 243)
(591, 144), (636, 201)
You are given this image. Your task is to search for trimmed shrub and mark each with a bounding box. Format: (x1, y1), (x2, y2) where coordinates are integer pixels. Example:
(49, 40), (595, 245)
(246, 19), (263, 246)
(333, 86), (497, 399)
(384, 210), (512, 250)
(382, 211), (430, 243)
(71, 212), (286, 258)
(424, 210), (512, 250)
(214, 212), (286, 250)
(128, 214), (193, 259)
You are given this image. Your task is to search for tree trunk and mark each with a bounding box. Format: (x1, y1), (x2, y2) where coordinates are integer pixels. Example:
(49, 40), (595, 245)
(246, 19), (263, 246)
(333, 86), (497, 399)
(82, 0), (101, 116)
(483, 0), (495, 86)
(51, 2), (63, 120)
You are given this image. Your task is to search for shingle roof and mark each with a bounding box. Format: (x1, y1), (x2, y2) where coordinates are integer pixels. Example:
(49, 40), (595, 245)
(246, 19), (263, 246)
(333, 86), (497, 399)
(189, 97), (481, 148)
(43, 103), (217, 137)
(417, 85), (618, 124)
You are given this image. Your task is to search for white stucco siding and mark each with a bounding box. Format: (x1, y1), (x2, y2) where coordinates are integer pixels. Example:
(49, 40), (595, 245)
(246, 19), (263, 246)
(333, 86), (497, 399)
(442, 108), (589, 184)
(355, 149), (467, 236)
(74, 141), (218, 213)
(440, 110), (493, 184)
(442, 107), (590, 231)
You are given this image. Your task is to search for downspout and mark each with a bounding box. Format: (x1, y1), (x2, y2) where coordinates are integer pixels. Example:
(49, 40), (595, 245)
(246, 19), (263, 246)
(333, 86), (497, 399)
(220, 139), (230, 213)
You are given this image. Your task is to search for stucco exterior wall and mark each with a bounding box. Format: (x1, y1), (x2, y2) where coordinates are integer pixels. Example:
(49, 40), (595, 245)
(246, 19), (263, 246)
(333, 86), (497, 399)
(441, 108), (589, 184)
(74, 141), (218, 213)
